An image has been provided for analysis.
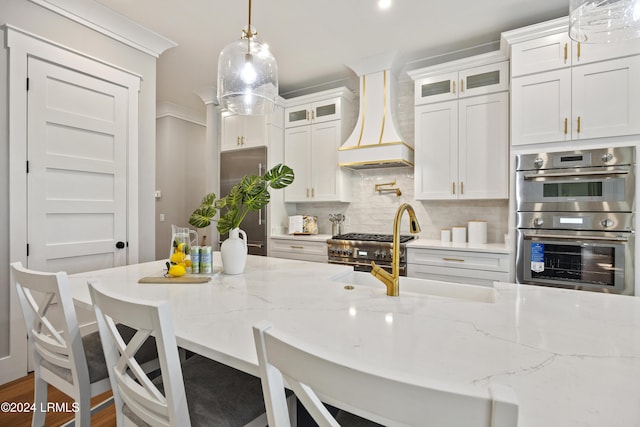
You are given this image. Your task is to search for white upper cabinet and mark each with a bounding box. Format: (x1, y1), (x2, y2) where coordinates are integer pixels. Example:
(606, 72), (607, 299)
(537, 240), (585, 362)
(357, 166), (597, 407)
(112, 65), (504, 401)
(413, 60), (509, 105)
(505, 17), (640, 146)
(511, 31), (640, 78)
(221, 113), (265, 151)
(220, 106), (284, 152)
(510, 33), (571, 77)
(511, 68), (572, 145)
(282, 88), (355, 203)
(415, 92), (509, 200)
(409, 52), (509, 201)
(284, 97), (343, 128)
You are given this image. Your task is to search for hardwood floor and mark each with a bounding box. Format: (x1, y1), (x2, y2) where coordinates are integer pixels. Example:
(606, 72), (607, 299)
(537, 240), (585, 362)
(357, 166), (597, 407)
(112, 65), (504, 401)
(0, 373), (116, 427)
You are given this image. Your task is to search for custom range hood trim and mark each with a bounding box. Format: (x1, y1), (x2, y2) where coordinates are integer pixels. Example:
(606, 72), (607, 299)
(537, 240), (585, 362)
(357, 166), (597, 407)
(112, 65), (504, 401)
(338, 54), (413, 169)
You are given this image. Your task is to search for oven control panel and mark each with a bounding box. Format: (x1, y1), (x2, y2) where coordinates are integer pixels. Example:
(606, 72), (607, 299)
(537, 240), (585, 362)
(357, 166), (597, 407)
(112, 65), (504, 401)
(517, 212), (633, 232)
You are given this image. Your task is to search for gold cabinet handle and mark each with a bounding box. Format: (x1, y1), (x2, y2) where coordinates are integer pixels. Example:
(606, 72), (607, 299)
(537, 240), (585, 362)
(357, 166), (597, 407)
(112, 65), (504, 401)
(237, 136), (241, 146)
(460, 79), (464, 93)
(241, 136), (245, 145)
(306, 188), (310, 198)
(312, 110), (315, 120)
(290, 245), (304, 249)
(452, 182), (456, 194)
(460, 181), (464, 194)
(452, 80), (456, 94)
(311, 188), (315, 197)
(306, 110), (309, 121)
(577, 116), (581, 133)
(564, 43), (568, 62)
(577, 42), (581, 60)
(443, 257), (465, 262)
(564, 118), (568, 134)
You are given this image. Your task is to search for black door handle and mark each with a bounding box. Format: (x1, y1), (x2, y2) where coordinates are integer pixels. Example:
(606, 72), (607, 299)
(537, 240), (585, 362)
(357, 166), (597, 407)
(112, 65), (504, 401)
(115, 241), (126, 249)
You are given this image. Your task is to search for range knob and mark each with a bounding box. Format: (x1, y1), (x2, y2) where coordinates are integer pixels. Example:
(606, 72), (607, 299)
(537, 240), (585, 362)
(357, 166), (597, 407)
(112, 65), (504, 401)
(533, 218), (544, 227)
(601, 218), (614, 228)
(533, 158), (544, 169)
(601, 152), (613, 163)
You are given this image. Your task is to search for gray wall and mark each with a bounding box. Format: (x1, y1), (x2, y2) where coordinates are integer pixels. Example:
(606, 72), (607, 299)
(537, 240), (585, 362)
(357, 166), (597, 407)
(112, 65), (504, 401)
(155, 115), (207, 259)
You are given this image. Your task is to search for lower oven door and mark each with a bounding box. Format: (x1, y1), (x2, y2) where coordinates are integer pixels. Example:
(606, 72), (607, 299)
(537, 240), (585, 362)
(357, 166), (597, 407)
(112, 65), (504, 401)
(516, 229), (634, 294)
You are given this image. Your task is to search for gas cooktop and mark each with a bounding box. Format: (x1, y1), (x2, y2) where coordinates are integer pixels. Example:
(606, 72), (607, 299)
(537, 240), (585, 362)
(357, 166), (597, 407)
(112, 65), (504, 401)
(330, 233), (416, 244)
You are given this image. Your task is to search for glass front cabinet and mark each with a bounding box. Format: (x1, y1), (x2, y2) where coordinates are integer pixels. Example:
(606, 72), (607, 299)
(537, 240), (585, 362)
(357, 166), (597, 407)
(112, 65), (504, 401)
(414, 60), (509, 105)
(284, 97), (343, 128)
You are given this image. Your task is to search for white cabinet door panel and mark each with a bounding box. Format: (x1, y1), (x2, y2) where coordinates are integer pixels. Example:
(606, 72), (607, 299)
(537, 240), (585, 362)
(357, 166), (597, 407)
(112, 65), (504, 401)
(511, 69), (572, 145)
(511, 33), (571, 77)
(283, 127), (310, 202)
(311, 122), (340, 201)
(458, 92), (509, 199)
(572, 56), (640, 140)
(415, 101), (458, 199)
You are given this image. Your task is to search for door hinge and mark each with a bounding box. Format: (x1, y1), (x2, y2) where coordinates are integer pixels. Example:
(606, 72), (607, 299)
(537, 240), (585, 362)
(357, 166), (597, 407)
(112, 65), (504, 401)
(26, 78), (29, 91)
(26, 244), (29, 257)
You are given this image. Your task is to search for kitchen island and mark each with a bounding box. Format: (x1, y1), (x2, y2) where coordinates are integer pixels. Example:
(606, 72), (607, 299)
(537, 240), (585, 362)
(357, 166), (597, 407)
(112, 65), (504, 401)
(68, 254), (640, 427)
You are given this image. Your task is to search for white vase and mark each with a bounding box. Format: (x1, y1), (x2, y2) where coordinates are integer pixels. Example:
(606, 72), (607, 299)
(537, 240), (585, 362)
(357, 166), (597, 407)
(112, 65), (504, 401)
(220, 228), (247, 275)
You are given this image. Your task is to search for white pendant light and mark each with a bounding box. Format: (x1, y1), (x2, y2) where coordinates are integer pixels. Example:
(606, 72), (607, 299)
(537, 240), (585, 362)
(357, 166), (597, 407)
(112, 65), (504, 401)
(569, 0), (640, 43)
(217, 0), (278, 115)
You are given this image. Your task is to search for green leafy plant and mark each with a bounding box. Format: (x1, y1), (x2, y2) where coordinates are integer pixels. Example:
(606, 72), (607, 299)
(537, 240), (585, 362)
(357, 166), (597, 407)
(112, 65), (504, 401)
(189, 164), (294, 235)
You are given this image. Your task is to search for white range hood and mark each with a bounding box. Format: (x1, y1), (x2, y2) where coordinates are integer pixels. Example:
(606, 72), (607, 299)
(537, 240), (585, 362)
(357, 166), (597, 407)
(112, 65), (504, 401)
(338, 53), (413, 169)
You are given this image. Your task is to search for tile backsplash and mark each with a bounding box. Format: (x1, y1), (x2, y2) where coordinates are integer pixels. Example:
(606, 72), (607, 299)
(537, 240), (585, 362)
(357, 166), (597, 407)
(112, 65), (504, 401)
(293, 167), (509, 243)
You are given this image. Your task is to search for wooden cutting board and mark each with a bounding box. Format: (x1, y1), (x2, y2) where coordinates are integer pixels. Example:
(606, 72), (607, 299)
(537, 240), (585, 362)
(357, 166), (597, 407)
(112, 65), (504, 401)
(138, 276), (212, 284)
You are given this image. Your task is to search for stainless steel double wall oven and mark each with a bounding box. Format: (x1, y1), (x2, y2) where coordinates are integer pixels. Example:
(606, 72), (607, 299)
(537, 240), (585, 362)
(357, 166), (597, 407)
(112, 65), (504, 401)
(516, 147), (636, 295)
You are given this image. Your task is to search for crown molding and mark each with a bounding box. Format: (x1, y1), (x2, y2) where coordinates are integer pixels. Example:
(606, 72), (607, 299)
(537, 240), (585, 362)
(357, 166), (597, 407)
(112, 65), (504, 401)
(156, 101), (206, 126)
(28, 0), (177, 57)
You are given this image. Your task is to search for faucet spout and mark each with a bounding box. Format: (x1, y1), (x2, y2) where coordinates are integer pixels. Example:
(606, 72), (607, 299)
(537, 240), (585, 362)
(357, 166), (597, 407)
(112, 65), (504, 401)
(371, 203), (421, 296)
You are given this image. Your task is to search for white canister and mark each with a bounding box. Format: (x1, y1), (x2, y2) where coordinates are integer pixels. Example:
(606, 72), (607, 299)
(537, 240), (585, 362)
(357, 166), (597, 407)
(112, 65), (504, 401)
(452, 226), (466, 243)
(440, 229), (451, 242)
(468, 220), (488, 244)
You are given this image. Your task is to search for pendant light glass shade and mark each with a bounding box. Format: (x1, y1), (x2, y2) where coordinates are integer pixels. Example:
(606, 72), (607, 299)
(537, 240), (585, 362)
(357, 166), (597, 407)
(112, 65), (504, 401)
(217, 0), (278, 115)
(569, 0), (640, 43)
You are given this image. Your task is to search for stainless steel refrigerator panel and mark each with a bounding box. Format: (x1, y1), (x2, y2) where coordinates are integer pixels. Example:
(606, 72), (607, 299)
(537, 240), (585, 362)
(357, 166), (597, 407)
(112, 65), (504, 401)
(220, 147), (267, 256)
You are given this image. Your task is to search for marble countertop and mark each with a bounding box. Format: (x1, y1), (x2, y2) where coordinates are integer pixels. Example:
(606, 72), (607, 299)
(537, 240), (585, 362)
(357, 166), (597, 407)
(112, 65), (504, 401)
(407, 238), (511, 253)
(68, 255), (640, 427)
(269, 234), (333, 242)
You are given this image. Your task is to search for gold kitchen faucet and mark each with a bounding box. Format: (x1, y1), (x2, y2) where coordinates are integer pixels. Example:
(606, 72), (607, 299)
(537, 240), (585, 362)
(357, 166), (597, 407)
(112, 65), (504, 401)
(370, 203), (421, 296)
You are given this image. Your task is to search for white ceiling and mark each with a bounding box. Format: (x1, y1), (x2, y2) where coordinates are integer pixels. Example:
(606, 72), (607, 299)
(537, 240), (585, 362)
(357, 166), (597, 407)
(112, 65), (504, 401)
(96, 0), (569, 113)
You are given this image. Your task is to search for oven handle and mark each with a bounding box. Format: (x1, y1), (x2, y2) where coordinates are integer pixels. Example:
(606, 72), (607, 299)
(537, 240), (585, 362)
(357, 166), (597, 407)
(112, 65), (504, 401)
(522, 169), (629, 179)
(522, 232), (630, 242)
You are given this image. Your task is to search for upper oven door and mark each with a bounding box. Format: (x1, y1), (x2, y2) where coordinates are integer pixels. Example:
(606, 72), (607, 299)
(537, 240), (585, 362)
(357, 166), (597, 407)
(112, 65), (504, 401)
(516, 165), (635, 212)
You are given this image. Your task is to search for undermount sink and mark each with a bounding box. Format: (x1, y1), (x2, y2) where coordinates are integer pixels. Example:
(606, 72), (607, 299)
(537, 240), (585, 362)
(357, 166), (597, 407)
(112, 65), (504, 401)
(331, 271), (496, 303)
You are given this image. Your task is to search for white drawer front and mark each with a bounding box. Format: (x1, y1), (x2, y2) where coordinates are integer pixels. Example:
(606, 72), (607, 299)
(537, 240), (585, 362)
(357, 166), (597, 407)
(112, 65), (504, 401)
(407, 248), (509, 272)
(407, 263), (508, 287)
(269, 239), (328, 257)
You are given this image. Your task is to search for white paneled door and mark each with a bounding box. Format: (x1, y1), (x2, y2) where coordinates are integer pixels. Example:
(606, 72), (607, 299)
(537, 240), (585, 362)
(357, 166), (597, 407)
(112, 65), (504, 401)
(27, 57), (128, 273)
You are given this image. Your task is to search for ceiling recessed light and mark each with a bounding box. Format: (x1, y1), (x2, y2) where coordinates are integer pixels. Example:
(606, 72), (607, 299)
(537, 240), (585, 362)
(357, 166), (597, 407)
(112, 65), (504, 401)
(378, 0), (392, 10)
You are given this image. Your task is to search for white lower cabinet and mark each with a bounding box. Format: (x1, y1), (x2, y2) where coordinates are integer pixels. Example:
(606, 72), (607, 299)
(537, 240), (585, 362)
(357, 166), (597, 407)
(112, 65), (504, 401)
(269, 237), (328, 263)
(407, 247), (510, 287)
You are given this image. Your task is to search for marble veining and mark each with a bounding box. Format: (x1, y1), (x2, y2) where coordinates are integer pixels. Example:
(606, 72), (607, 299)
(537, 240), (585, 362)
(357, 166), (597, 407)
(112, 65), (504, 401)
(68, 254), (640, 427)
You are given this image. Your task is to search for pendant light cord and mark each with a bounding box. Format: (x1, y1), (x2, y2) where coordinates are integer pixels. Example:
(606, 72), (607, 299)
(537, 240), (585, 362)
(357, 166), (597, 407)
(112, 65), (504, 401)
(243, 0), (254, 54)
